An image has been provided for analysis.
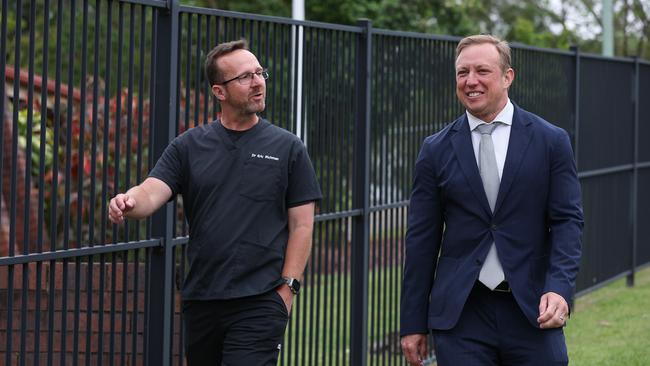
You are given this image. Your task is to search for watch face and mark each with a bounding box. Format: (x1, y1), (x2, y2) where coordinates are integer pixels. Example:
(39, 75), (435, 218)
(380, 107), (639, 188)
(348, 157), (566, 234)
(284, 277), (300, 294)
(291, 279), (300, 294)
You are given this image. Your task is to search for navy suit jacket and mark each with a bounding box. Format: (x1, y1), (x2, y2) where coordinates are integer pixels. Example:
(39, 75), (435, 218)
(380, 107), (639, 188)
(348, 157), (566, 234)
(400, 104), (583, 335)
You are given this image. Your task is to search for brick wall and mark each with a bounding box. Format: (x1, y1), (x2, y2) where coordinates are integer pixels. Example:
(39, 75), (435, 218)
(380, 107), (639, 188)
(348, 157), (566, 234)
(0, 262), (183, 365)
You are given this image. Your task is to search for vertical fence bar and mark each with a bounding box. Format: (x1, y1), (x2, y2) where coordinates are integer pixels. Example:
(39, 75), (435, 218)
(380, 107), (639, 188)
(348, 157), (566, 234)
(100, 0), (113, 246)
(281, 24), (293, 358)
(368, 34), (378, 366)
(351, 19), (371, 366)
(125, 3), (135, 243)
(0, 1), (5, 251)
(203, 16), (210, 125)
(136, 4), (146, 241)
(122, 6), (136, 363)
(88, 0), (100, 248)
(23, 0), (35, 255)
(172, 13), (181, 238)
(10, 0), (22, 258)
(314, 27), (323, 365)
(336, 30), (346, 365)
(72, 3), (89, 362)
(132, 248), (141, 365)
(98, 1), (115, 362)
(571, 46), (581, 308)
(77, 0), (89, 248)
(179, 245), (187, 363)
(571, 45), (581, 166)
(211, 17), (220, 120)
(60, 1), (78, 362)
(63, 0), (76, 252)
(5, 34), (17, 359)
(147, 10), (156, 241)
(628, 56), (640, 287)
(18, 2), (37, 363)
(192, 14), (200, 129)
(294, 26), (306, 366)
(38, 0), (50, 315)
(121, 253), (129, 364)
(343, 30), (354, 366)
(85, 2), (101, 365)
(304, 27), (314, 366)
(368, 36), (382, 365)
(183, 13), (191, 132)
(35, 4), (50, 360)
(321, 29), (330, 365)
(109, 5), (125, 362)
(147, 0), (179, 364)
(46, 0), (63, 365)
(34, 0), (49, 345)
(51, 0), (63, 253)
(143, 9), (157, 363)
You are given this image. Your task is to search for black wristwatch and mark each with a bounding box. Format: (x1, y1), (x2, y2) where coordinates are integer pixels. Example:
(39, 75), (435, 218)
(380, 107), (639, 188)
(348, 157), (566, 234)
(283, 277), (301, 295)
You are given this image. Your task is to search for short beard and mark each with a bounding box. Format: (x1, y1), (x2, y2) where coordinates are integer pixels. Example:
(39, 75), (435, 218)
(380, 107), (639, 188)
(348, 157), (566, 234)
(241, 99), (265, 115)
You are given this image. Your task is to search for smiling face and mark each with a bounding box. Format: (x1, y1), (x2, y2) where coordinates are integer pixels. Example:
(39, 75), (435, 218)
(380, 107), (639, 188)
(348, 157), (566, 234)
(212, 49), (266, 119)
(455, 43), (514, 122)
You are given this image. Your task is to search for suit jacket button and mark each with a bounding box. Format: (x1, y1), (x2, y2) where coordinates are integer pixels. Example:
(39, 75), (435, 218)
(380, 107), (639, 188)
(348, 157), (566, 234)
(491, 224), (497, 230)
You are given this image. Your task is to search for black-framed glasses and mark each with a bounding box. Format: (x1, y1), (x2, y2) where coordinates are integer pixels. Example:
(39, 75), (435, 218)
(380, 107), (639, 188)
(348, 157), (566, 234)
(219, 69), (269, 85)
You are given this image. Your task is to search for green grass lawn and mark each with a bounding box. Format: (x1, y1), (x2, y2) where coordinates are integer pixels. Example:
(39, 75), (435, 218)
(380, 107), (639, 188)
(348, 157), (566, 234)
(279, 264), (650, 365)
(280, 265), (405, 366)
(566, 266), (650, 365)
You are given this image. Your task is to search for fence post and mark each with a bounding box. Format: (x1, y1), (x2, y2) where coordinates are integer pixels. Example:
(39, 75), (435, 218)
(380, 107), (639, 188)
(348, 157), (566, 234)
(569, 45), (581, 308)
(571, 45), (581, 165)
(351, 18), (372, 366)
(627, 56), (640, 287)
(146, 1), (180, 365)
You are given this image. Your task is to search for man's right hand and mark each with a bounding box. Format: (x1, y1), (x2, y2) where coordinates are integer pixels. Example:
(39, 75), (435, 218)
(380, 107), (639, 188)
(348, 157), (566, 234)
(401, 333), (428, 366)
(109, 193), (136, 224)
(107, 178), (173, 224)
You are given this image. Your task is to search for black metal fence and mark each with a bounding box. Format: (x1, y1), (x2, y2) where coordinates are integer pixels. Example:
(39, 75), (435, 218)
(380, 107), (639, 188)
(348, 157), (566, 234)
(1, 1), (648, 365)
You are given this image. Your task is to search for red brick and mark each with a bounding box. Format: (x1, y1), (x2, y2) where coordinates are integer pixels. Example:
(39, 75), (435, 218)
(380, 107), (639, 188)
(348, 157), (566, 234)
(0, 328), (148, 354)
(1, 261), (186, 363)
(0, 263), (48, 290)
(7, 351), (147, 366)
(0, 288), (49, 311)
(48, 262), (147, 292)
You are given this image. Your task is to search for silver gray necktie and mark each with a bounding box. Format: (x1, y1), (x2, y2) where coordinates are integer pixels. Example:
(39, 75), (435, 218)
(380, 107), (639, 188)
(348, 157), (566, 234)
(476, 122), (505, 290)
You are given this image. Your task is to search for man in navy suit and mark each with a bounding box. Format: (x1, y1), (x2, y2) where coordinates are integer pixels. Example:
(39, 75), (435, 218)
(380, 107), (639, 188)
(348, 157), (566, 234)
(400, 34), (583, 366)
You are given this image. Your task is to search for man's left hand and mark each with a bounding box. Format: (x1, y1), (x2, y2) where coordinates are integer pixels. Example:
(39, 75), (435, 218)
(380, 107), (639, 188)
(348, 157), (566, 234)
(276, 285), (294, 314)
(537, 292), (568, 329)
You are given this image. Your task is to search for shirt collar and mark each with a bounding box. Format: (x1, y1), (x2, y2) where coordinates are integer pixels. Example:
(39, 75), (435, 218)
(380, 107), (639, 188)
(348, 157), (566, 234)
(467, 98), (514, 131)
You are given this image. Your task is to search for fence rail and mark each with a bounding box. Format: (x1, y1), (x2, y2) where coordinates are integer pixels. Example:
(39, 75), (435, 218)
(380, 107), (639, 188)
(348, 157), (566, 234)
(1, 1), (649, 365)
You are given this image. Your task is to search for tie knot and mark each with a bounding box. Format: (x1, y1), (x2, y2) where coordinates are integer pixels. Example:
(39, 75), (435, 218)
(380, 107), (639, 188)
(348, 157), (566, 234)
(475, 122), (500, 135)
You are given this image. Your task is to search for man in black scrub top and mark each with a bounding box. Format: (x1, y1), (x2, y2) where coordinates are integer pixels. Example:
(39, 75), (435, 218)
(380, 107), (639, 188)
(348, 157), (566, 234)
(108, 39), (322, 365)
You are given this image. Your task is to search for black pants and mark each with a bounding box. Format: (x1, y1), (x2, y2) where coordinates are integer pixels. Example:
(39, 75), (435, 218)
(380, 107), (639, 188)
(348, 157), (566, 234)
(183, 290), (289, 366)
(432, 282), (568, 366)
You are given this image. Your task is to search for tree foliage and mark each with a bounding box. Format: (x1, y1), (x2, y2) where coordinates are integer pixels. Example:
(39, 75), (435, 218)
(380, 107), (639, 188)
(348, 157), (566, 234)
(196, 0), (650, 59)
(563, 0), (650, 57)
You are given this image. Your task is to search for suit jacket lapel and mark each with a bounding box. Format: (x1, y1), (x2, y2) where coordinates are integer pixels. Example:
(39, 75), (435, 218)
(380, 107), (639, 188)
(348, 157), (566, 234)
(450, 116), (493, 217)
(494, 105), (533, 214)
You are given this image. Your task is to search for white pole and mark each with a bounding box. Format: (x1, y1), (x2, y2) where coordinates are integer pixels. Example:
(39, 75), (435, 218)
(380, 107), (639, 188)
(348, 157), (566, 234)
(292, 0), (304, 20)
(602, 0), (614, 56)
(292, 0), (305, 144)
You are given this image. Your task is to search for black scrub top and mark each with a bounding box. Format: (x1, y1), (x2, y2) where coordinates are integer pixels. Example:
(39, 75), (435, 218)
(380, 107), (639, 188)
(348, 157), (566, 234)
(149, 119), (322, 300)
